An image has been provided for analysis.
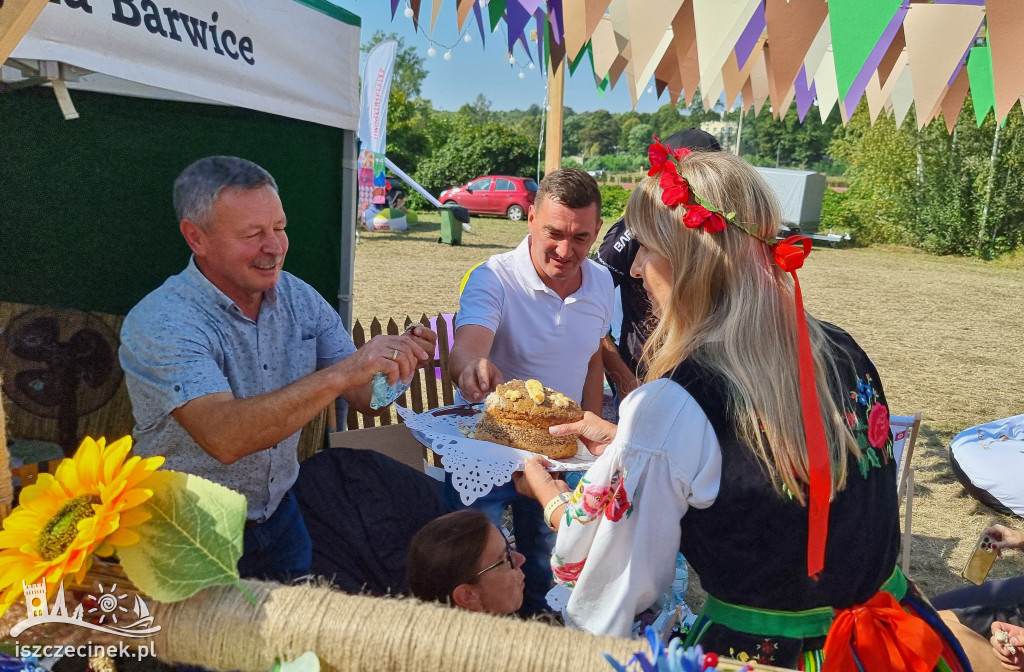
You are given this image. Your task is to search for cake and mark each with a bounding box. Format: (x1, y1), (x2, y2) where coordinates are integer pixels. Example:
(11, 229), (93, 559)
(475, 379), (583, 459)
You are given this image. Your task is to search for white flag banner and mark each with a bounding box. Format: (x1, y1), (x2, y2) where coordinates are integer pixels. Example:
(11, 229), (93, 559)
(357, 39), (397, 217)
(12, 0), (360, 130)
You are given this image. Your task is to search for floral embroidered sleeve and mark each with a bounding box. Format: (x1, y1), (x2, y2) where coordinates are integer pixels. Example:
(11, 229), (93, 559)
(553, 379), (722, 638)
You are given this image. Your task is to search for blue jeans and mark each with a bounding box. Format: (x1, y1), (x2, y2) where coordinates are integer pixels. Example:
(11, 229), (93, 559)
(443, 476), (554, 617)
(237, 490), (312, 583)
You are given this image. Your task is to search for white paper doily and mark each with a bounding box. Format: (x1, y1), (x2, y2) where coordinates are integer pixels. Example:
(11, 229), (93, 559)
(397, 404), (597, 505)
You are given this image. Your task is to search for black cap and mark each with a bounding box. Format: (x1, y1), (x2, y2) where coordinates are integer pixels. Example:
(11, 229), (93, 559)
(663, 128), (721, 152)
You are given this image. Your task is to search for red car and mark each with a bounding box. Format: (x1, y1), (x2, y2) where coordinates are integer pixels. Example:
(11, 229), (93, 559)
(439, 175), (538, 221)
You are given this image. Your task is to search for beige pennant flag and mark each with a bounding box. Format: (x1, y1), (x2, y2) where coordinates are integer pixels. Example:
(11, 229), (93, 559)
(429, 0), (443, 35)
(888, 61), (915, 129)
(765, 0), (828, 114)
(672, 1), (701, 106)
(590, 14), (622, 80)
(741, 77), (754, 113)
(865, 71), (885, 124)
(903, 3), (983, 130)
(814, 46), (839, 124)
(0, 0), (49, 64)
(564, 0), (613, 64)
(693, 0), (761, 104)
(803, 16), (831, 81)
(625, 0), (685, 102)
(752, 45), (771, 115)
(722, 37), (766, 110)
(985, 0), (1024, 122)
(940, 67), (970, 133)
(456, 0), (473, 32)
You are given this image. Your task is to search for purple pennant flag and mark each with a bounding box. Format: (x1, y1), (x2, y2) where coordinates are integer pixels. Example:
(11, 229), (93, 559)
(519, 0), (542, 13)
(843, 0), (910, 117)
(548, 0), (564, 45)
(795, 65), (817, 122)
(391, 0), (401, 19)
(516, 30), (535, 63)
(735, 3), (765, 71)
(472, 1), (486, 47)
(535, 9), (545, 65)
(506, 0), (533, 51)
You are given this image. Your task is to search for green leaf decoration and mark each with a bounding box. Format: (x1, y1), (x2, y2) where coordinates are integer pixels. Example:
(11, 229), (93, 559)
(270, 652), (320, 672)
(116, 470), (247, 602)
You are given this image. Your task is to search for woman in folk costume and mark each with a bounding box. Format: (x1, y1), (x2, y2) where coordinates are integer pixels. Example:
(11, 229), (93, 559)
(514, 143), (972, 671)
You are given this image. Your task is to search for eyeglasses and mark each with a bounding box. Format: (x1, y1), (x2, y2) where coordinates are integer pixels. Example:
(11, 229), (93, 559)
(476, 535), (514, 576)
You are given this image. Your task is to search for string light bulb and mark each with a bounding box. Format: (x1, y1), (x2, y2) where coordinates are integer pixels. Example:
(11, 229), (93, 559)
(427, 46), (437, 57)
(509, 56), (516, 65)
(464, 34), (472, 43)
(519, 71), (526, 79)
(528, 63), (535, 70)
(403, 6), (414, 18)
(444, 50), (452, 61)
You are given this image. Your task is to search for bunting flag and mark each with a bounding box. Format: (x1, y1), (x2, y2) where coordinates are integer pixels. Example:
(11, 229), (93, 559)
(830, 0), (907, 116)
(410, 0), (422, 31)
(986, 0), (1024, 123)
(456, 0), (474, 31)
(430, 0), (443, 34)
(903, 2), (985, 129)
(765, 0), (828, 115)
(942, 67), (972, 133)
(472, 0), (487, 46)
(967, 45), (995, 126)
(624, 0), (683, 107)
(0, 0), (50, 65)
(814, 46), (840, 123)
(693, 0), (761, 108)
(384, 0), (1024, 132)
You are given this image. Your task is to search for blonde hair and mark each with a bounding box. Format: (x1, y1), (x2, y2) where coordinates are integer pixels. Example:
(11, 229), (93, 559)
(626, 151), (859, 502)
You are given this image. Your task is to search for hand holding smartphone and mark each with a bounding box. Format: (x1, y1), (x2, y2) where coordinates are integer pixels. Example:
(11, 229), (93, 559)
(961, 532), (999, 585)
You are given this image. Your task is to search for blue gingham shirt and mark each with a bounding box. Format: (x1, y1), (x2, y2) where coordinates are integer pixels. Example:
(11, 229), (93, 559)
(119, 258), (356, 521)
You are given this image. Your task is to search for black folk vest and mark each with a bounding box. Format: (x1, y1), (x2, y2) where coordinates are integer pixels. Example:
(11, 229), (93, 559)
(674, 324), (900, 613)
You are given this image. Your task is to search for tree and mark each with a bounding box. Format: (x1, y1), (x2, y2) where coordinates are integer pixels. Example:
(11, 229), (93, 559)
(414, 121), (535, 196)
(626, 123), (655, 156)
(455, 94), (495, 126)
(361, 31), (427, 99)
(562, 112), (585, 156)
(579, 110), (620, 156)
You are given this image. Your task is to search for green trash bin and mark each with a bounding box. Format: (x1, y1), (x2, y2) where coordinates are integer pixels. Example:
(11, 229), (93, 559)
(438, 204), (463, 245)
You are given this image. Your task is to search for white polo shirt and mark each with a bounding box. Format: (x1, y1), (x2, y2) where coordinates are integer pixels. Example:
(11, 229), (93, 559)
(456, 235), (614, 402)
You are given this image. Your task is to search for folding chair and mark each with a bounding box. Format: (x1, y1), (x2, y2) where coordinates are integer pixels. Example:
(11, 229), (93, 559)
(890, 412), (923, 573)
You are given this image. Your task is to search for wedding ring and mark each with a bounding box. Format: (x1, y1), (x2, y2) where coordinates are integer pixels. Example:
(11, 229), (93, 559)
(391, 349), (400, 361)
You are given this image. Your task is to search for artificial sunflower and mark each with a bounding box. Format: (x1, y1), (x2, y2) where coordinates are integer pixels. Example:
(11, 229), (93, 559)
(0, 436), (164, 615)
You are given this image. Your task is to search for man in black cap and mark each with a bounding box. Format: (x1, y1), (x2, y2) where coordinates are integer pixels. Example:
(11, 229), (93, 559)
(594, 128), (721, 407)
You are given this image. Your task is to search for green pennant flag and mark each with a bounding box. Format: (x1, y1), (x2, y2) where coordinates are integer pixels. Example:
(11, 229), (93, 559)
(488, 0), (505, 34)
(829, 0), (903, 101)
(967, 45), (995, 127)
(597, 73), (610, 98)
(568, 42), (591, 77)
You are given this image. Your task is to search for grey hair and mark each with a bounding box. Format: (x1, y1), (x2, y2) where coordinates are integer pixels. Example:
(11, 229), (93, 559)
(173, 156), (278, 229)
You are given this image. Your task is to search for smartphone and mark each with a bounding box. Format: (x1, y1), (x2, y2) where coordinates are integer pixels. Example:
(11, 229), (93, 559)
(961, 533), (998, 585)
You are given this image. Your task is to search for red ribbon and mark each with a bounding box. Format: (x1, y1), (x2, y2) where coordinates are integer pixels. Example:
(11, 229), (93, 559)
(823, 592), (943, 672)
(771, 236), (829, 578)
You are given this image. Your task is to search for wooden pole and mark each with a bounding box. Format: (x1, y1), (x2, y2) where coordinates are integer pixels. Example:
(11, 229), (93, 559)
(544, 60), (565, 175)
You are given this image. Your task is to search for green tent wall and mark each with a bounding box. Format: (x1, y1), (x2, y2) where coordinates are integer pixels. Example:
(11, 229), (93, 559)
(0, 86), (346, 316)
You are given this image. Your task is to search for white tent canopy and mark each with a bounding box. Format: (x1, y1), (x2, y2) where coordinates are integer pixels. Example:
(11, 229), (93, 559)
(10, 0), (360, 130)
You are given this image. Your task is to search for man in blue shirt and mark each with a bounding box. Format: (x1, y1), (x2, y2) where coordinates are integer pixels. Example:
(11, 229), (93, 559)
(120, 156), (435, 582)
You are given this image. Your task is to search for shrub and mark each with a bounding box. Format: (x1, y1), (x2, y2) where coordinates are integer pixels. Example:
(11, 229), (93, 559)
(599, 184), (630, 220)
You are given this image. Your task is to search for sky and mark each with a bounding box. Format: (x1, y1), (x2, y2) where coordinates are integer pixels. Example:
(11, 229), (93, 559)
(332, 1), (669, 114)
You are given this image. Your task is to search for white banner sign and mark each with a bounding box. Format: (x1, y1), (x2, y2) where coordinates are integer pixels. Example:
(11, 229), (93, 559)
(12, 0), (360, 130)
(357, 39), (396, 217)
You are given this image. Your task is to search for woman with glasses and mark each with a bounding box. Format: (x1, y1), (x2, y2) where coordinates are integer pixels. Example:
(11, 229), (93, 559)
(407, 510), (526, 615)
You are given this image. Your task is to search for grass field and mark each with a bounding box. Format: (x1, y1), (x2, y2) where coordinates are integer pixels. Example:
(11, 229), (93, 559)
(353, 211), (1024, 600)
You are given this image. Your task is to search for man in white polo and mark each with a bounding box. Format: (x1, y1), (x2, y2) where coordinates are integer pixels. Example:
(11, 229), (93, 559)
(448, 167), (614, 615)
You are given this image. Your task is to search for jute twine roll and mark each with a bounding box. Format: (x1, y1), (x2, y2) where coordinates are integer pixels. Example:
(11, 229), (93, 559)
(150, 580), (649, 672)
